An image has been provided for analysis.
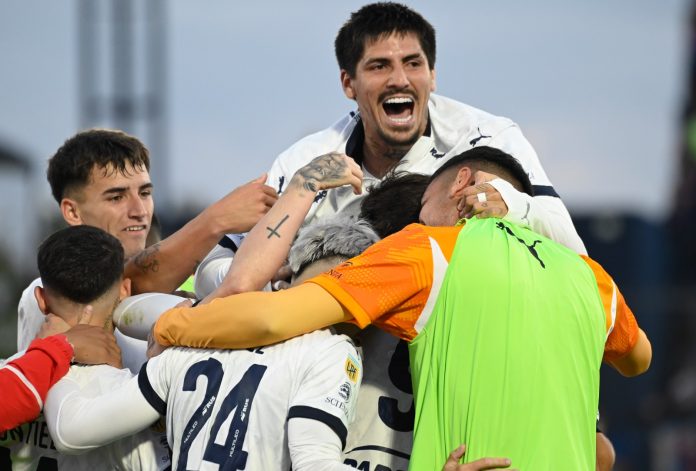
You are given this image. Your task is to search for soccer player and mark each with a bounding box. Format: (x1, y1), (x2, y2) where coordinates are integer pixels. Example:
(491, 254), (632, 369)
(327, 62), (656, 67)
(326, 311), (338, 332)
(11, 128), (277, 470)
(195, 3), (589, 468)
(18, 128), (277, 357)
(43, 224), (370, 471)
(0, 323), (120, 433)
(31, 225), (170, 470)
(151, 147), (651, 469)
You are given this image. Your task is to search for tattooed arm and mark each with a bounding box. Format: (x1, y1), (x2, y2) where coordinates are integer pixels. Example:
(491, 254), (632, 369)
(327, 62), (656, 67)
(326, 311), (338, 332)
(201, 153), (362, 303)
(125, 175), (278, 294)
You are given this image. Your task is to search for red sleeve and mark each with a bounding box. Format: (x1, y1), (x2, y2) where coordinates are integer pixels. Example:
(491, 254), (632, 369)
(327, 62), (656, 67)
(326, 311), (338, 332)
(0, 335), (73, 432)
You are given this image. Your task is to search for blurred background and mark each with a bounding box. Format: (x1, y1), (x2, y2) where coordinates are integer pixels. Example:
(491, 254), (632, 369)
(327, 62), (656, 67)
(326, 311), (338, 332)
(0, 0), (693, 468)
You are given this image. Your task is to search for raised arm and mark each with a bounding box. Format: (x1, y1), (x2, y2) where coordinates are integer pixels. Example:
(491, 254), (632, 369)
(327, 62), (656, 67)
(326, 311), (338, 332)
(126, 175), (278, 294)
(202, 152), (362, 302)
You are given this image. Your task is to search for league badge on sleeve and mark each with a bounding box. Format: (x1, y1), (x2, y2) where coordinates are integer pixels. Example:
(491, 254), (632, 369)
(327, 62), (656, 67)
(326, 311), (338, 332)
(345, 355), (360, 383)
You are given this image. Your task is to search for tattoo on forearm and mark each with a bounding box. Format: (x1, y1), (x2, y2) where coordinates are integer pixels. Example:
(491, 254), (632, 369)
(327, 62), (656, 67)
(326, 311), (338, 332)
(132, 243), (161, 273)
(295, 152), (347, 192)
(266, 214), (290, 239)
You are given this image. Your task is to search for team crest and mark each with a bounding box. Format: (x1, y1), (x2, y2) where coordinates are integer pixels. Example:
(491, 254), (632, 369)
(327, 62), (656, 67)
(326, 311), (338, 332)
(344, 356), (360, 383)
(338, 382), (352, 401)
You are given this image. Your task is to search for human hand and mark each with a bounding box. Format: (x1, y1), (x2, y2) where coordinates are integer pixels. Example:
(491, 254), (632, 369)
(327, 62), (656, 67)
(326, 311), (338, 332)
(205, 174), (278, 234)
(442, 444), (516, 471)
(37, 314), (71, 339)
(63, 306), (122, 368)
(291, 152), (363, 195)
(271, 263), (293, 291)
(458, 171), (508, 219)
(146, 299), (191, 358)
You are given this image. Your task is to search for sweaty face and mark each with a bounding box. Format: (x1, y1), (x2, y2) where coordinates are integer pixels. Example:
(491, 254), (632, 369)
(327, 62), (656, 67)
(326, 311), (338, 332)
(70, 164), (153, 259)
(419, 174), (459, 227)
(344, 32), (435, 149)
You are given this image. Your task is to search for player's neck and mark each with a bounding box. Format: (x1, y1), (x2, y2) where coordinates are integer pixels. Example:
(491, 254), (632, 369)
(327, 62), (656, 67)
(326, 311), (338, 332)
(361, 139), (409, 178)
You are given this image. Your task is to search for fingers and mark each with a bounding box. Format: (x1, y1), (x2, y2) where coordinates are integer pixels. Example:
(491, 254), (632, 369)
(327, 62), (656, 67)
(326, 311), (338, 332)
(459, 181), (507, 219)
(175, 299), (193, 309)
(466, 457), (513, 470)
(250, 173), (268, 184)
(348, 158), (364, 195)
(37, 314), (71, 339)
(443, 444), (514, 471)
(450, 444), (467, 461)
(66, 325), (122, 368)
(77, 305), (94, 325)
(473, 170), (497, 186)
(443, 444), (467, 469)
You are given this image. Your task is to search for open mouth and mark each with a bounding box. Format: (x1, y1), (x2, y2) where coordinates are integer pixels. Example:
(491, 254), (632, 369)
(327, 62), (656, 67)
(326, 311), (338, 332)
(382, 96), (414, 124)
(125, 225), (147, 233)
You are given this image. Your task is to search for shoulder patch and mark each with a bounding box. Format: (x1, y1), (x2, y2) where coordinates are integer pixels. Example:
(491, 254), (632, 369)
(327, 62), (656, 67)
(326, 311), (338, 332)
(344, 355), (360, 383)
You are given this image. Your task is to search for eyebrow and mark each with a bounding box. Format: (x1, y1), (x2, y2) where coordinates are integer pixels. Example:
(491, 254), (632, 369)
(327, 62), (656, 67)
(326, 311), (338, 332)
(102, 182), (153, 197)
(402, 53), (424, 63)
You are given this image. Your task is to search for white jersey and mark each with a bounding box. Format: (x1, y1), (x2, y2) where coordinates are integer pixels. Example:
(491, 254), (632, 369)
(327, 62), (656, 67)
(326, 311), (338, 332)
(141, 329), (361, 470)
(16, 277), (148, 374)
(264, 93), (584, 253)
(6, 365), (169, 471)
(343, 328), (412, 471)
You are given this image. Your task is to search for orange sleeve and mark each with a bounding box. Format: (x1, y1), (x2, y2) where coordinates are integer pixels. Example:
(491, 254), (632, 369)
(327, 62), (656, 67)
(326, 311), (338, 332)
(580, 255), (639, 361)
(308, 224), (460, 341)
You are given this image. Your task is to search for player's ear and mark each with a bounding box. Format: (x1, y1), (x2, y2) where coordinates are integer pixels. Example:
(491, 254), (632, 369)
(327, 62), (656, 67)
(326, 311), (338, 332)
(430, 68), (436, 92)
(450, 166), (473, 199)
(34, 286), (49, 315)
(120, 278), (132, 301)
(341, 70), (356, 100)
(60, 198), (83, 226)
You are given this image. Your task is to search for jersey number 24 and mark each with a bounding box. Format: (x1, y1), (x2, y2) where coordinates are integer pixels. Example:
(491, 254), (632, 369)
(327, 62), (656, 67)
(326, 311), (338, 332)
(178, 358), (267, 471)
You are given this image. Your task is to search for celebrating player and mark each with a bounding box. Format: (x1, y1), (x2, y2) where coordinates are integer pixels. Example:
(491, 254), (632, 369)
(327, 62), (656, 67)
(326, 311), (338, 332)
(152, 147), (651, 469)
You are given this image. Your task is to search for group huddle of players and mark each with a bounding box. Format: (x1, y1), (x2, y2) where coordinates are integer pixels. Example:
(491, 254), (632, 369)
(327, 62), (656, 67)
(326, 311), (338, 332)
(0, 3), (650, 470)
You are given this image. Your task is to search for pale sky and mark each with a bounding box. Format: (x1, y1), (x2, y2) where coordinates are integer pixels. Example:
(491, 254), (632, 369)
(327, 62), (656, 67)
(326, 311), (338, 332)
(0, 0), (687, 264)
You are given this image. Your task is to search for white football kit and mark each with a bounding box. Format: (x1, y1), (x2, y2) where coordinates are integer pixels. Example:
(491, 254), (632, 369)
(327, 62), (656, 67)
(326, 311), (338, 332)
(8, 278), (157, 471)
(2, 364), (169, 471)
(45, 329), (362, 471)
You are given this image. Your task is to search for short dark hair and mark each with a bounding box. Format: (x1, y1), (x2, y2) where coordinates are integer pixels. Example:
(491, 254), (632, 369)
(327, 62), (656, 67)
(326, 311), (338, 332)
(47, 129), (150, 204)
(360, 171), (429, 238)
(431, 146), (534, 196)
(335, 2), (436, 77)
(37, 225), (124, 304)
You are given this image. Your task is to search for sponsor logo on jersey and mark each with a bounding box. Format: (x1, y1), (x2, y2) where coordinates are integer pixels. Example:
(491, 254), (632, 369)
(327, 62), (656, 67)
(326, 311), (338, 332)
(430, 147), (445, 159)
(469, 126), (491, 146)
(338, 381), (352, 401)
(325, 396), (349, 412)
(345, 356), (360, 383)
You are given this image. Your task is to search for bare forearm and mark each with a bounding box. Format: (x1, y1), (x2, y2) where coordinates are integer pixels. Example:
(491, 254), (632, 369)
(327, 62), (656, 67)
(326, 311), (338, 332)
(126, 213), (222, 294)
(206, 152), (362, 301)
(208, 181), (316, 299)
